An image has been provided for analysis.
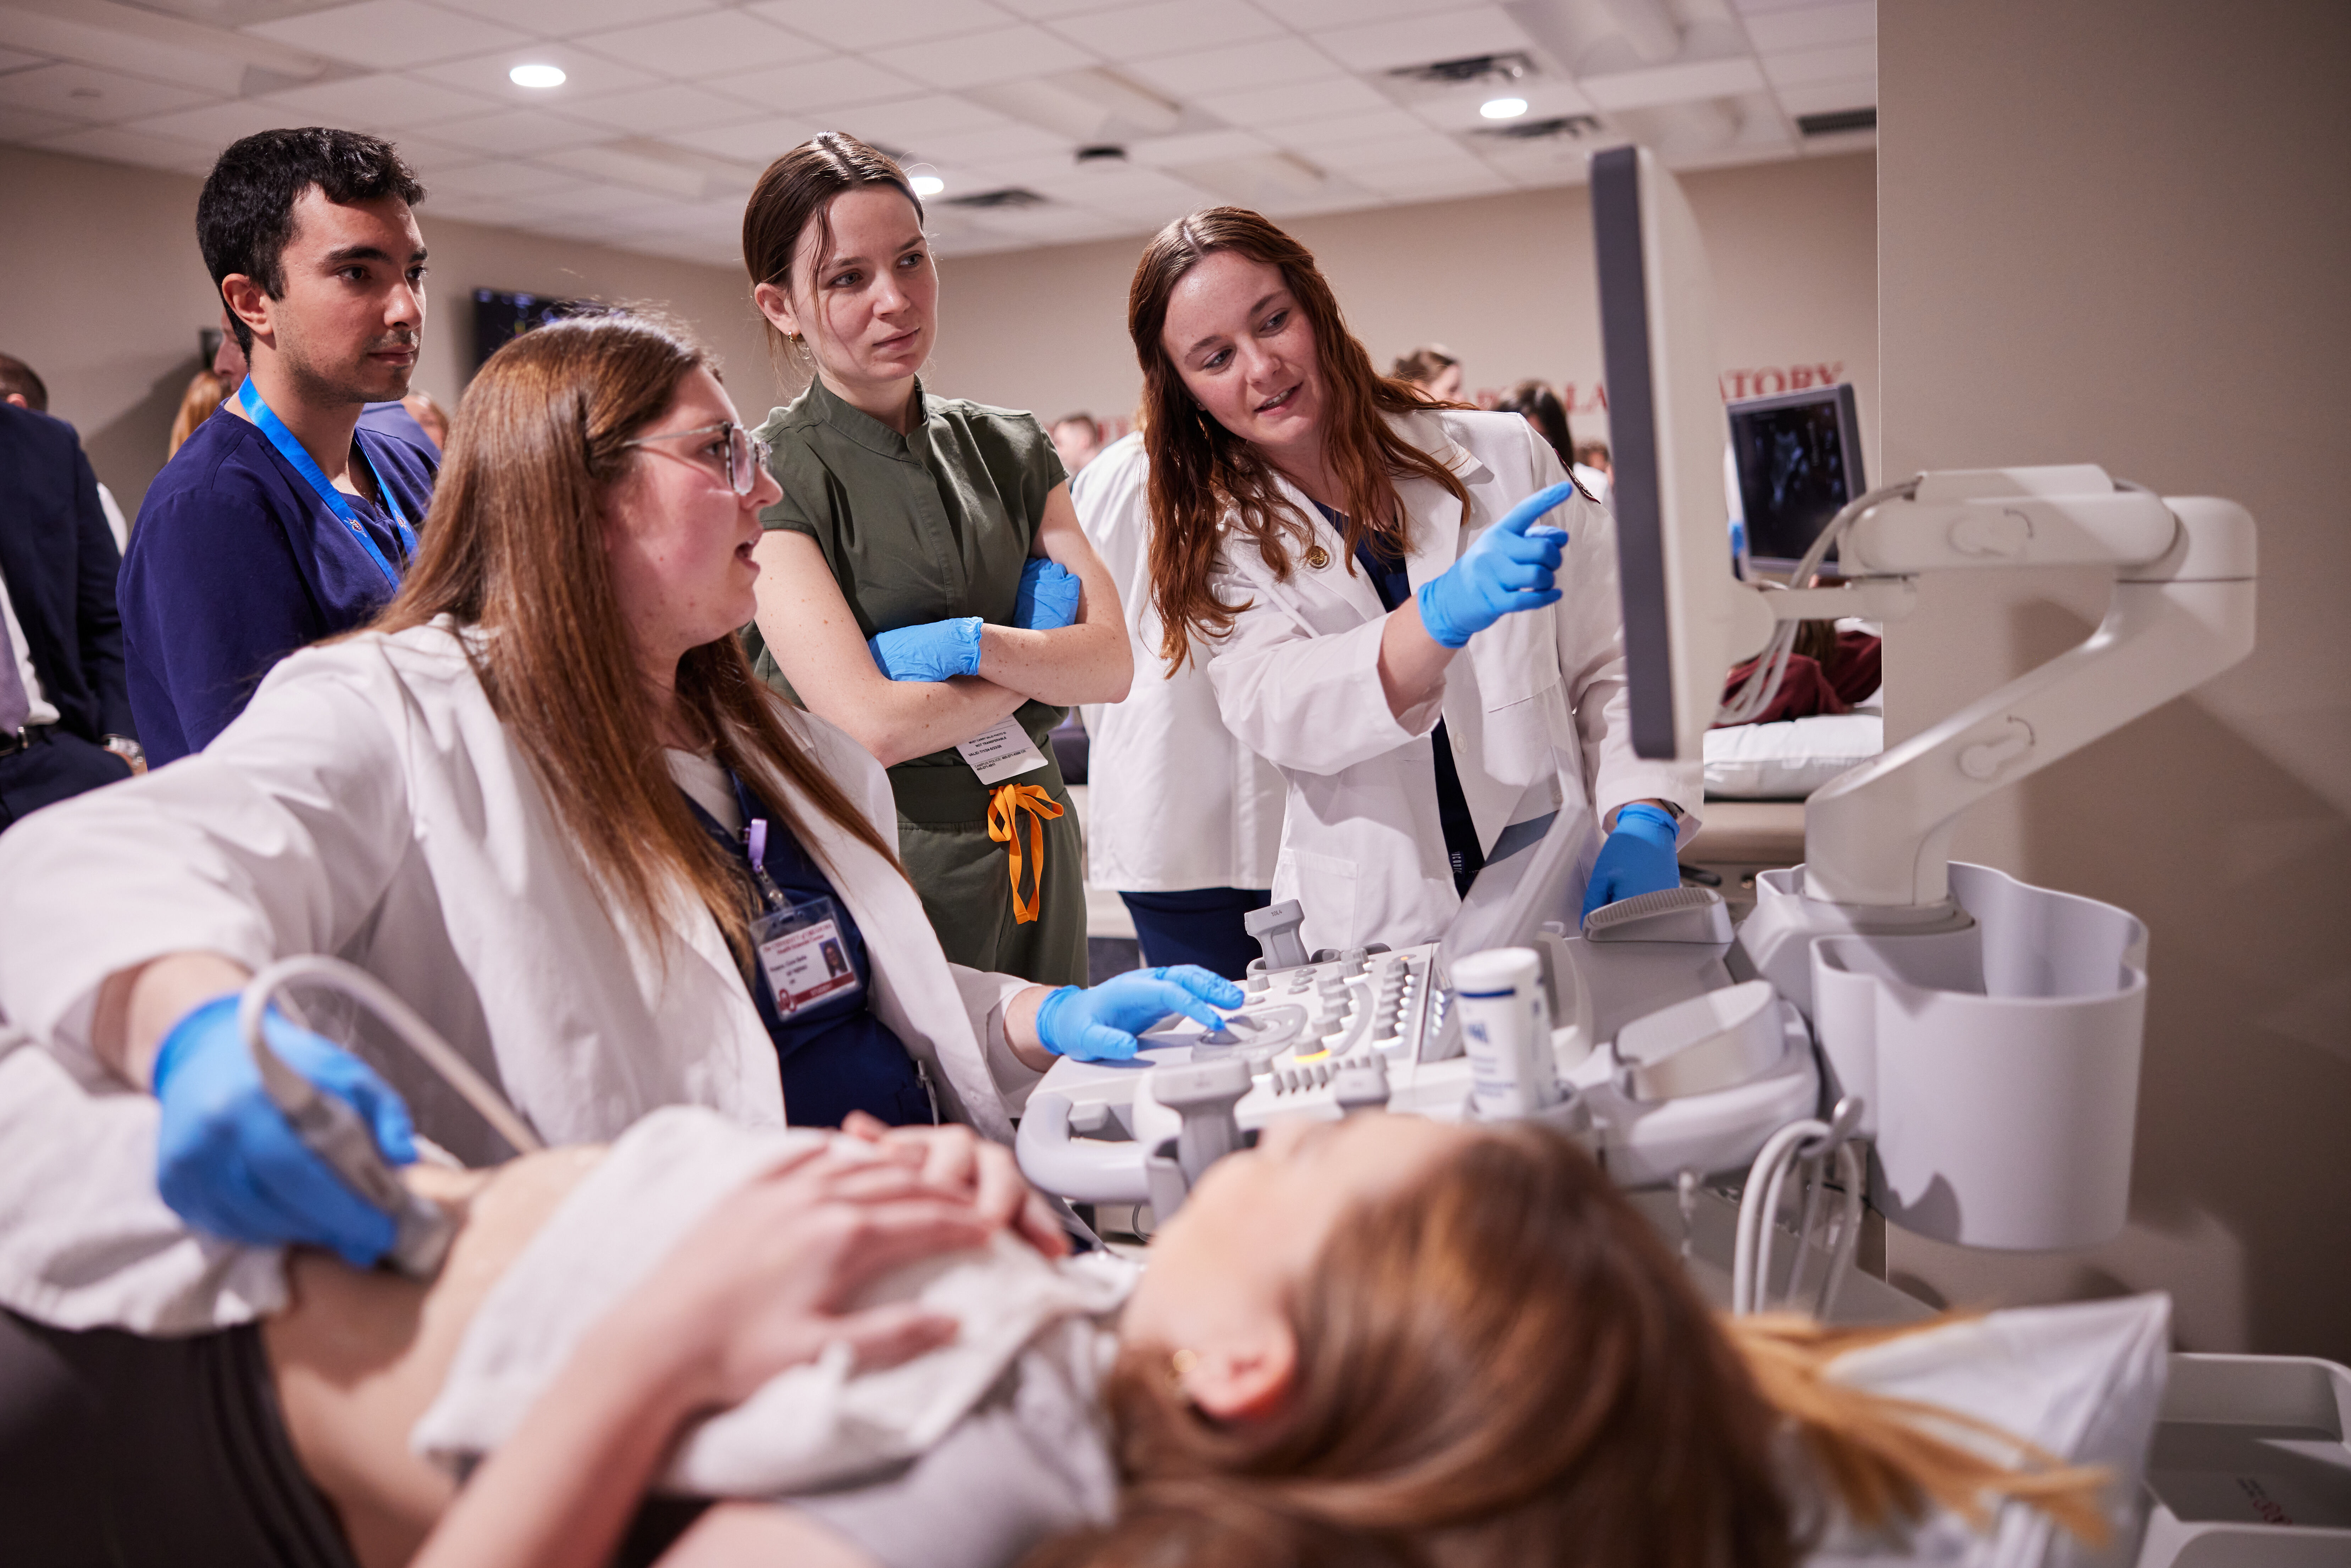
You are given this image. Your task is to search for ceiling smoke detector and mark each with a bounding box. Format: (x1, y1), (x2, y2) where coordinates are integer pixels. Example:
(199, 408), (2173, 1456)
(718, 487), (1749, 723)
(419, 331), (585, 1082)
(943, 187), (1050, 210)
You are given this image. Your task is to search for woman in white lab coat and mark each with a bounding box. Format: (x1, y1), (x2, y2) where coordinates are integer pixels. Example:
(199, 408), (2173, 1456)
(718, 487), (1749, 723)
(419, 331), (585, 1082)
(0, 311), (1233, 1271)
(1072, 430), (1288, 977)
(1127, 209), (1700, 958)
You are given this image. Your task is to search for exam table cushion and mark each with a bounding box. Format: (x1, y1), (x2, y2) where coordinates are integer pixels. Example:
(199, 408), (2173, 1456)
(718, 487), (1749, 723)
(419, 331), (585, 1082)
(1705, 713), (1884, 799)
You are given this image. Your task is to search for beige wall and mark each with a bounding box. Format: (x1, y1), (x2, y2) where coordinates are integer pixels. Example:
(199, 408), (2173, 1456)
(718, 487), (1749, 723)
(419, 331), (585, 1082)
(1877, 0), (2351, 1359)
(0, 143), (768, 516)
(930, 151), (1879, 463)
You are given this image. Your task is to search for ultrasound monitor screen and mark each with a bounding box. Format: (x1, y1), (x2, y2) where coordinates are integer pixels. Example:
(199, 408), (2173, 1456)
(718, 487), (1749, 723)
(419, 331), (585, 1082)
(473, 288), (591, 370)
(1728, 384), (1862, 570)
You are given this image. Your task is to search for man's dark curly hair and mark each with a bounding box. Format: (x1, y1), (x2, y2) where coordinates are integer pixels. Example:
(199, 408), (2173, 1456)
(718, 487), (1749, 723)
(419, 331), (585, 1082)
(198, 127), (424, 351)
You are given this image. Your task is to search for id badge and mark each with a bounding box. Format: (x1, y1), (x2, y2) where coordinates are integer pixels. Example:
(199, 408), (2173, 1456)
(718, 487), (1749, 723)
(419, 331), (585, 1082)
(954, 716), (1051, 785)
(752, 895), (862, 1016)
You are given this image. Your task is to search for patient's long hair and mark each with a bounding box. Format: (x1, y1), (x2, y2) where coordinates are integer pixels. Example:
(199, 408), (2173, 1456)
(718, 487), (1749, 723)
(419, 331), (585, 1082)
(370, 311), (899, 960)
(1037, 1124), (2108, 1568)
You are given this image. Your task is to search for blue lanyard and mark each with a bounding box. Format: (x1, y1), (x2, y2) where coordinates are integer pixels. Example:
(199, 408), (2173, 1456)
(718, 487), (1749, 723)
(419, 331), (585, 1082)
(236, 378), (417, 587)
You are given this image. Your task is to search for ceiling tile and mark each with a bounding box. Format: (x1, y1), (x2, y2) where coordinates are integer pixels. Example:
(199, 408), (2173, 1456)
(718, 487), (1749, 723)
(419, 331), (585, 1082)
(564, 82), (768, 134)
(0, 104), (74, 141)
(412, 43), (661, 105)
(746, 0), (1020, 51)
(1580, 57), (1765, 111)
(381, 133), (488, 174)
(242, 1), (533, 71)
(1050, 0), (1285, 60)
(432, 0), (718, 34)
(870, 24), (1097, 91)
(1771, 77), (1875, 117)
(0, 62), (213, 125)
(1252, 0), (1479, 26)
(32, 124), (218, 174)
(1309, 6), (1532, 73)
(659, 114), (821, 165)
(917, 120), (1066, 163)
(0, 12), (251, 95)
(421, 159), (592, 199)
(574, 11), (827, 78)
(0, 46), (49, 74)
(835, 93), (1008, 147)
(1125, 37), (1341, 98)
(1761, 42), (1875, 88)
(122, 99), (318, 148)
(428, 106), (607, 155)
(1411, 78), (1593, 131)
(261, 71), (499, 131)
(1737, 1), (1875, 53)
(708, 56), (924, 114)
(1194, 73), (1387, 125)
(1305, 129), (1475, 171)
(1350, 156), (1509, 198)
(1125, 128), (1274, 167)
(1263, 106), (1428, 148)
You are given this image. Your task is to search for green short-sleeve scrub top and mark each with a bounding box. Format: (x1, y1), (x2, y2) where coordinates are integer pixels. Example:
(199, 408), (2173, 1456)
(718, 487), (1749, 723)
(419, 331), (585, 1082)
(746, 376), (1087, 987)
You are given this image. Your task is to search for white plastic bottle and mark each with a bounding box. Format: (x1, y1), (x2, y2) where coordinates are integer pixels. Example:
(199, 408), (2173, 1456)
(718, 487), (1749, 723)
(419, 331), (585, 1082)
(1451, 947), (1559, 1119)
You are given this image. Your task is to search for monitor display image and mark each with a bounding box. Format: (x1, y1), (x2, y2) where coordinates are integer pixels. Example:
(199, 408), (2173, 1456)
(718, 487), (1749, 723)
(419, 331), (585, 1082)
(472, 288), (592, 370)
(1727, 383), (1866, 572)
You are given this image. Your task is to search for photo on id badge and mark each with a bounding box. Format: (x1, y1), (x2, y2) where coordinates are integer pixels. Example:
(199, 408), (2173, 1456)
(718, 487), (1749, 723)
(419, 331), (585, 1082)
(754, 897), (861, 1015)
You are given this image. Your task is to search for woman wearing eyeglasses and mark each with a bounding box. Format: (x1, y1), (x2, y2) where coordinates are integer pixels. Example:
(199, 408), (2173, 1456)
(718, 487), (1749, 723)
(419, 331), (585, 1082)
(0, 311), (1233, 1274)
(739, 134), (1130, 990)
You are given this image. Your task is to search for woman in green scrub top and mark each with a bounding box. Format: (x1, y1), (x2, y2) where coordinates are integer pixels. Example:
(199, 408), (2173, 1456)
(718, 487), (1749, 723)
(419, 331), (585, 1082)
(741, 133), (1131, 986)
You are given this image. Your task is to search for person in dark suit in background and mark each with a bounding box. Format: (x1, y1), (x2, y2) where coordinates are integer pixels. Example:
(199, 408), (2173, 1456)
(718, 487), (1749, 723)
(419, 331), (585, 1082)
(0, 397), (138, 828)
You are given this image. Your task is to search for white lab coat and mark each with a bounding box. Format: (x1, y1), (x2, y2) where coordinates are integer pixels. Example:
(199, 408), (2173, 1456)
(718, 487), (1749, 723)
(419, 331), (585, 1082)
(0, 620), (1038, 1164)
(1202, 409), (1700, 956)
(1074, 432), (1284, 892)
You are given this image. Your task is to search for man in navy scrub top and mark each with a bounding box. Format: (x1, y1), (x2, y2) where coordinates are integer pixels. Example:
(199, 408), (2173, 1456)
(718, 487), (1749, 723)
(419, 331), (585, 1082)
(122, 127), (436, 766)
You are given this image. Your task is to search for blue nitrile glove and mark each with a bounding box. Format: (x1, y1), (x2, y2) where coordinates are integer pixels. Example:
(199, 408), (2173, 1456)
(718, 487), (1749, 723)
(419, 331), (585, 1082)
(150, 994), (419, 1269)
(1014, 558), (1083, 631)
(867, 615), (984, 682)
(1415, 480), (1577, 648)
(1034, 965), (1247, 1063)
(1581, 803), (1683, 921)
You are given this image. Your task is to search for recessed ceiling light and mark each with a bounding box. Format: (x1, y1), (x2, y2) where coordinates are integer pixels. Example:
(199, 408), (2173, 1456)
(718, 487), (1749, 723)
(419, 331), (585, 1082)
(509, 63), (566, 89)
(1480, 96), (1528, 120)
(910, 174), (945, 197)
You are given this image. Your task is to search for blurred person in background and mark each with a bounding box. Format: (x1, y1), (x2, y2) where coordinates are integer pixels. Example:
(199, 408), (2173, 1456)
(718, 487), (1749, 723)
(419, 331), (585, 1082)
(1577, 439), (1611, 477)
(2, 352), (133, 550)
(1048, 411), (1100, 475)
(1390, 343), (1461, 403)
(1073, 428), (1286, 979)
(0, 374), (139, 825)
(166, 368), (231, 462)
(403, 387), (449, 451)
(1497, 378), (1610, 504)
(123, 127), (436, 767)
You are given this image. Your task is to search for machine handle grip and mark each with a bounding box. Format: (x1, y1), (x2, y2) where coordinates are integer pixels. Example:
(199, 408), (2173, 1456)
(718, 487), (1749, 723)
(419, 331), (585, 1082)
(1013, 1092), (1152, 1206)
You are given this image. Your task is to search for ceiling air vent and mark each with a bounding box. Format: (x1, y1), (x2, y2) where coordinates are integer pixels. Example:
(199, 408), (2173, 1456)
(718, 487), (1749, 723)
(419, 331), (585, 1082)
(1797, 107), (1876, 136)
(944, 188), (1050, 210)
(1389, 50), (1538, 88)
(1474, 113), (1604, 143)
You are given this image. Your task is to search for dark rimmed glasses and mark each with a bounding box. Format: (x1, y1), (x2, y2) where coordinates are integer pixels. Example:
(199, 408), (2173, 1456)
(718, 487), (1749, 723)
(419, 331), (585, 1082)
(623, 421), (773, 495)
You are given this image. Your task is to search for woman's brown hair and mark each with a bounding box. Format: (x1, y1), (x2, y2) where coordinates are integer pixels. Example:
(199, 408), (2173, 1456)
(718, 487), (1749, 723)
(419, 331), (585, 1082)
(1036, 1124), (2108, 1568)
(372, 310), (899, 960)
(742, 132), (924, 386)
(1126, 207), (1470, 669)
(167, 369), (228, 460)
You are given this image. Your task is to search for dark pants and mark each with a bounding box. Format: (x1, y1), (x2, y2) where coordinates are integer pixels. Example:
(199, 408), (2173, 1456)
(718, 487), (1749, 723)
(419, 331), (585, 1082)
(1119, 887), (1274, 980)
(0, 727), (130, 831)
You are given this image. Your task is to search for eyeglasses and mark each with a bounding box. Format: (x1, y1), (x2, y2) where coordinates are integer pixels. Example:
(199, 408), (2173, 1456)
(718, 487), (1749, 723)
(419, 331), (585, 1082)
(622, 421), (773, 496)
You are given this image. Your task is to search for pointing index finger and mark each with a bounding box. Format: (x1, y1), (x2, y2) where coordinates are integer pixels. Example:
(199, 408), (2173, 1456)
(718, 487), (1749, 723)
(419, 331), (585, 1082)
(1496, 481), (1580, 534)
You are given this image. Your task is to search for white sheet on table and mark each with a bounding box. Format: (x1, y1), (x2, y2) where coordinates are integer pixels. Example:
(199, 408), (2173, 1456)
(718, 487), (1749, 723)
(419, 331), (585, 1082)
(410, 1104), (1134, 1496)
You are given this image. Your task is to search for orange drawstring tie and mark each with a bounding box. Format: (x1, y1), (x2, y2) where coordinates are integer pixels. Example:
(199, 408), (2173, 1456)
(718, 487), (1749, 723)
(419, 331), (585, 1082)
(986, 783), (1063, 924)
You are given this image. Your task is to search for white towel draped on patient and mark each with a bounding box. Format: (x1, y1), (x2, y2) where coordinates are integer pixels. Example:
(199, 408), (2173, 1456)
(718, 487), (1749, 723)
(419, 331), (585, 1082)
(410, 1105), (1134, 1497)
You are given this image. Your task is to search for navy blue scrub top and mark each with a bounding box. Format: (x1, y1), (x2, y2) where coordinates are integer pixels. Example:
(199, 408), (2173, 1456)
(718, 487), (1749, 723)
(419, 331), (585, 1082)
(1311, 502), (1485, 897)
(121, 407), (436, 766)
(686, 771), (935, 1129)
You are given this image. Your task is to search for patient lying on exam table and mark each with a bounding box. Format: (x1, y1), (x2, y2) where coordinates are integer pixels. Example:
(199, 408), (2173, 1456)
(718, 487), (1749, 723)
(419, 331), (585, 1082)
(0, 1039), (2119, 1568)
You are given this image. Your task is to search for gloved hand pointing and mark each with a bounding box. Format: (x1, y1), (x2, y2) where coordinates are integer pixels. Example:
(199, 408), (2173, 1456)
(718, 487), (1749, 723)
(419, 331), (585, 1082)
(1415, 480), (1577, 648)
(1013, 558), (1082, 631)
(867, 616), (984, 682)
(1581, 803), (1683, 921)
(151, 995), (419, 1268)
(1034, 965), (1246, 1063)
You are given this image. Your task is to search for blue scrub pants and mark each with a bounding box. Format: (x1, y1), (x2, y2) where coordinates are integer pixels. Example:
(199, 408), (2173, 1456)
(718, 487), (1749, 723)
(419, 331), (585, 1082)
(1119, 888), (1273, 980)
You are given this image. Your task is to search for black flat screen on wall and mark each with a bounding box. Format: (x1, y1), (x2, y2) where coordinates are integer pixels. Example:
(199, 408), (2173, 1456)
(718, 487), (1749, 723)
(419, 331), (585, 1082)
(1727, 383), (1865, 572)
(472, 289), (591, 370)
